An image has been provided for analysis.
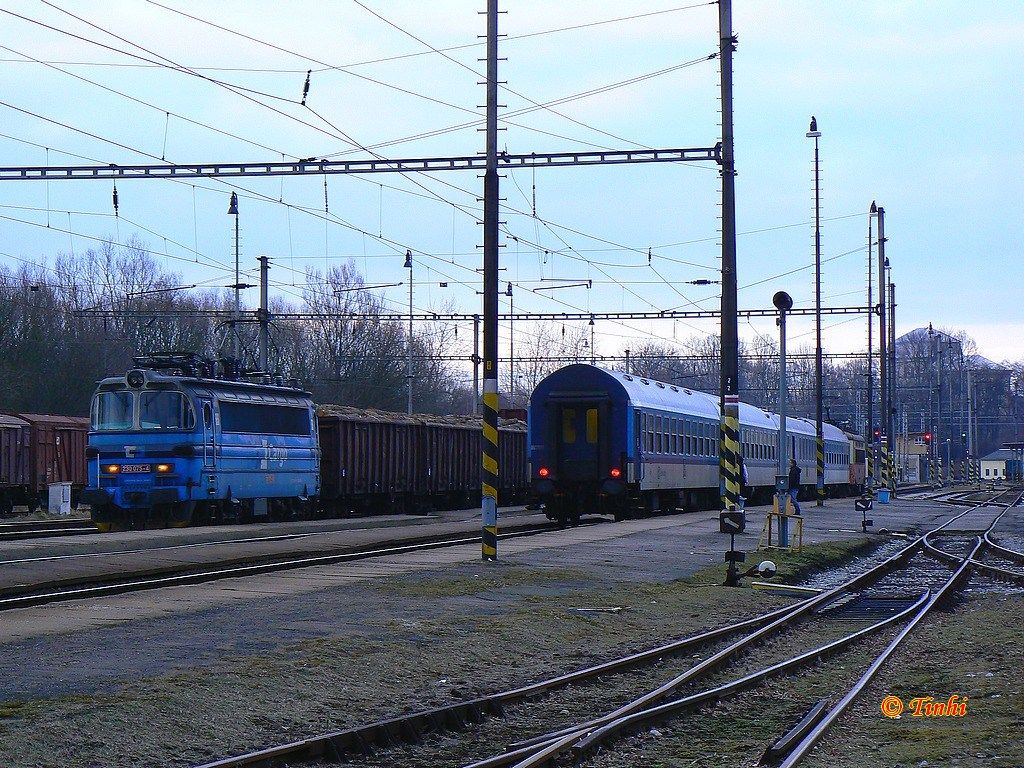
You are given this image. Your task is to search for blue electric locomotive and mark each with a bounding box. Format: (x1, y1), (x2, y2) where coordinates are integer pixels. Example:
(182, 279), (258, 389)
(82, 358), (320, 530)
(528, 364), (852, 522)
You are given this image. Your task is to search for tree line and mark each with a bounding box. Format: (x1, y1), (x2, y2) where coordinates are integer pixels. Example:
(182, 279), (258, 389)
(2, 238), (1021, 459)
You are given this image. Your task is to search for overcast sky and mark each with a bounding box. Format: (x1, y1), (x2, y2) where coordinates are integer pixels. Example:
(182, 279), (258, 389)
(1, 1), (1021, 367)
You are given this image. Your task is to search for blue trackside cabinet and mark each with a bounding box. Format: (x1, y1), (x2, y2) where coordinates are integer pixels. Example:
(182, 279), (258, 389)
(82, 356), (320, 530)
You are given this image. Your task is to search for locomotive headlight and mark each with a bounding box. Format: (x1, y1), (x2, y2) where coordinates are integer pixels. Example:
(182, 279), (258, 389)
(155, 463), (173, 474)
(103, 464), (120, 474)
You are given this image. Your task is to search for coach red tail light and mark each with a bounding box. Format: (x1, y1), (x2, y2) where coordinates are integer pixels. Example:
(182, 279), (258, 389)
(609, 467), (622, 478)
(538, 466), (550, 478)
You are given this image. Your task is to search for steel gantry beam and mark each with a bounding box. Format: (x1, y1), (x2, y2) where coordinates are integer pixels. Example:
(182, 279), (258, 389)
(0, 147), (721, 182)
(74, 305), (871, 321)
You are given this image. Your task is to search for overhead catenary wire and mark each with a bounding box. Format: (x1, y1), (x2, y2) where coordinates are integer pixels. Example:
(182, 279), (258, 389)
(3, 3), (715, 73)
(0, 3), (874, 365)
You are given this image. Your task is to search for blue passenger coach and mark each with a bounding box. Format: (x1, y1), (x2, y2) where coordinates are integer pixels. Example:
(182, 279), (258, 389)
(82, 362), (320, 529)
(528, 364), (852, 522)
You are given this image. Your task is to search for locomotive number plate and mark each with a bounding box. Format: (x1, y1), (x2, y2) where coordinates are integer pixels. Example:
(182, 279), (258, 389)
(122, 464), (151, 474)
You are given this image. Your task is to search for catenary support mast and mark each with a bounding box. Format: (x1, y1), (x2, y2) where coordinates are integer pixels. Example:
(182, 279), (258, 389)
(718, 0), (740, 513)
(480, 0), (500, 561)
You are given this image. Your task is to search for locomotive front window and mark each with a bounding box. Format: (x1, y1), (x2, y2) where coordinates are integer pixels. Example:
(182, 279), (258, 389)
(91, 391), (134, 431)
(140, 392), (194, 430)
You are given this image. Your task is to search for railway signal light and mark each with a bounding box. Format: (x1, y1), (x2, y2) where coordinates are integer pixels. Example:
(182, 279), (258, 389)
(609, 467), (622, 478)
(924, 432), (932, 445)
(873, 428), (881, 441)
(537, 466), (550, 478)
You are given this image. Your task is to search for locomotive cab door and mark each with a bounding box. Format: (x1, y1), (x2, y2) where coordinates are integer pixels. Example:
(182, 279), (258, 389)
(201, 400), (216, 468)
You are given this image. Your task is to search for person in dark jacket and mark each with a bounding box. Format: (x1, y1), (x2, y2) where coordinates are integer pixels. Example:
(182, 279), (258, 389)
(788, 459), (801, 514)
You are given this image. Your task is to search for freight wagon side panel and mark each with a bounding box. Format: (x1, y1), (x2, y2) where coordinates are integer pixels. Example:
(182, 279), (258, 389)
(0, 426), (30, 488)
(55, 423), (89, 487)
(416, 424), (436, 497)
(450, 426), (477, 496)
(497, 428), (527, 502)
(317, 417), (341, 499)
(20, 415), (90, 493)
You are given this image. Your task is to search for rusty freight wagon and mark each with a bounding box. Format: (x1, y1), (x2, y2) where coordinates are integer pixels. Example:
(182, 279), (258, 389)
(317, 406), (527, 515)
(0, 412), (89, 514)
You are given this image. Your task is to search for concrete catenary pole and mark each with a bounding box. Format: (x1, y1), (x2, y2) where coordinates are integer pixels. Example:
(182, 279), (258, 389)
(480, 0), (500, 561)
(718, 0), (742, 514)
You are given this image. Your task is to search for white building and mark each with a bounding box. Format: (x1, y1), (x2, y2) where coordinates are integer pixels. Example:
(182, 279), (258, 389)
(980, 449), (1014, 480)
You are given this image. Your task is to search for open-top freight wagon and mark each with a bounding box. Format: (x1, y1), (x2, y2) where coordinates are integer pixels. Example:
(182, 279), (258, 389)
(317, 405), (528, 515)
(0, 411), (90, 514)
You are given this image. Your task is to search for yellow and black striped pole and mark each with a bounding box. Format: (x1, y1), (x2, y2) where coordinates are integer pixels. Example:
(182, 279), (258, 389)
(480, 0), (499, 562)
(720, 398), (741, 512)
(481, 382), (499, 560)
(889, 450), (897, 491)
(880, 444), (890, 492)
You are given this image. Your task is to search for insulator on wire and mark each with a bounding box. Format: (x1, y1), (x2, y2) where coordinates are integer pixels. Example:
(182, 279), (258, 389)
(301, 69), (311, 105)
(112, 183), (119, 217)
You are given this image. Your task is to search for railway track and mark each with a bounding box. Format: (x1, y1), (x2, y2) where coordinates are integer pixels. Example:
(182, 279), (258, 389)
(0, 518), (605, 613)
(193, 487), (1023, 768)
(0, 517), (97, 541)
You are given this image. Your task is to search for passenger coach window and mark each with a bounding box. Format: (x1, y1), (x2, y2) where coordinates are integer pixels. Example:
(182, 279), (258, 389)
(586, 408), (598, 444)
(91, 391), (134, 431)
(561, 409), (577, 443)
(140, 392), (195, 430)
(220, 402), (312, 436)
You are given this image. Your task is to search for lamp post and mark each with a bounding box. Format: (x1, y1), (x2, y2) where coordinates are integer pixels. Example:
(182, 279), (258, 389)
(866, 201), (877, 492)
(887, 260), (897, 489)
(227, 191), (240, 363)
(404, 249), (413, 415)
(806, 116), (824, 506)
(877, 206), (888, 490)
